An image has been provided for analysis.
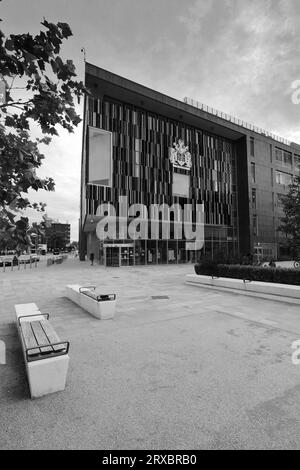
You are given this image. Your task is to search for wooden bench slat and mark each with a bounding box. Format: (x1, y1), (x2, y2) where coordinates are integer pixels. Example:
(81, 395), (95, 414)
(15, 303), (70, 398)
(30, 321), (53, 354)
(40, 319), (66, 353)
(21, 322), (40, 357)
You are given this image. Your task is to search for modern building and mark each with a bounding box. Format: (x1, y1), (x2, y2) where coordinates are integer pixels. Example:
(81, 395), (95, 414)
(44, 219), (71, 251)
(80, 62), (300, 266)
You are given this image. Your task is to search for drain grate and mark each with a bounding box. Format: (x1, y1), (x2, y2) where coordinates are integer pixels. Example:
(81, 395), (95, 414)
(151, 295), (169, 300)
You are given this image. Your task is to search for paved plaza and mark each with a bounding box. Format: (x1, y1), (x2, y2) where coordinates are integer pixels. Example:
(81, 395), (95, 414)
(1, 258), (300, 449)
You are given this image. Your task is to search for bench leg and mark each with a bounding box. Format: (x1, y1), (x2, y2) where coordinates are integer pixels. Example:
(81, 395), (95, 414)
(26, 355), (70, 398)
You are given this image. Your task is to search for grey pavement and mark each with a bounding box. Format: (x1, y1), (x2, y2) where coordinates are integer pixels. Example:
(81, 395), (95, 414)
(1, 258), (300, 449)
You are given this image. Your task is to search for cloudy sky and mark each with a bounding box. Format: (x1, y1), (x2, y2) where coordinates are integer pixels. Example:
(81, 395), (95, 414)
(2, 0), (300, 240)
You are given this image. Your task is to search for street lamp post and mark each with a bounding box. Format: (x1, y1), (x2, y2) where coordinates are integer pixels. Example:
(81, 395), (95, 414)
(30, 233), (38, 254)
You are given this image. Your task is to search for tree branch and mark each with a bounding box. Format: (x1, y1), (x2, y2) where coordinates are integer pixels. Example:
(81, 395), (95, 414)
(8, 76), (16, 92)
(0, 100), (33, 109)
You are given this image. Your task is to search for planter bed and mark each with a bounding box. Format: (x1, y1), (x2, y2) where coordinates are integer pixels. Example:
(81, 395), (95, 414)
(186, 274), (300, 302)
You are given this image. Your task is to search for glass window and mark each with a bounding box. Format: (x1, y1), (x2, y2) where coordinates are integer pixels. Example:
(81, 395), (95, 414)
(251, 163), (256, 184)
(295, 155), (300, 173)
(271, 168), (274, 186)
(135, 152), (140, 164)
(134, 151), (140, 177)
(277, 193), (284, 207)
(135, 139), (141, 152)
(250, 138), (254, 157)
(283, 151), (292, 168)
(173, 173), (190, 198)
(135, 164), (140, 177)
(275, 148), (282, 162)
(275, 170), (292, 186)
(88, 127), (112, 186)
(253, 215), (258, 236)
(251, 188), (256, 210)
(275, 148), (292, 168)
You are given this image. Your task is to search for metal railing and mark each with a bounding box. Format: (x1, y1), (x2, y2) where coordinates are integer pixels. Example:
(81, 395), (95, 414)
(183, 97), (292, 147)
(0, 258), (39, 272)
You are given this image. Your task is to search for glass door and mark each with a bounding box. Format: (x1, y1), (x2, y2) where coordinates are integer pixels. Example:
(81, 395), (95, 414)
(121, 247), (130, 266)
(105, 247), (120, 267)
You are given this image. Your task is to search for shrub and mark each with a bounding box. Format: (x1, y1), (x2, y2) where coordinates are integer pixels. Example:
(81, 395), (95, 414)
(195, 260), (218, 277)
(194, 263), (300, 285)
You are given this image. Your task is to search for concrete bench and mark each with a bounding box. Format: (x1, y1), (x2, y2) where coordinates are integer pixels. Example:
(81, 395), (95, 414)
(15, 303), (70, 398)
(66, 285), (116, 320)
(15, 303), (40, 315)
(65, 284), (81, 305)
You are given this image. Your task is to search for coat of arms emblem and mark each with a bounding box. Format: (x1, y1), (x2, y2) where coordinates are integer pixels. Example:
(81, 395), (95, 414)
(169, 140), (192, 170)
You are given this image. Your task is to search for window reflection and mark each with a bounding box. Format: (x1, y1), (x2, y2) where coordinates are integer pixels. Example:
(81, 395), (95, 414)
(88, 127), (112, 186)
(173, 173), (189, 198)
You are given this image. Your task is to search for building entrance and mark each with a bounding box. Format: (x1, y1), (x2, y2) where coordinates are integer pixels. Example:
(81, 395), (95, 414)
(104, 244), (135, 267)
(105, 246), (119, 267)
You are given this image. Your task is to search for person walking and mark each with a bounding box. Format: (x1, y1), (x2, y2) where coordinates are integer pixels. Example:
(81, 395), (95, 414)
(90, 252), (94, 266)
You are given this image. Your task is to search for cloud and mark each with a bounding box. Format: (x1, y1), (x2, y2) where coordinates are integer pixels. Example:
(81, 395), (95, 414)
(173, 0), (300, 137)
(98, 0), (300, 146)
(3, 0), (300, 241)
(25, 122), (82, 241)
(117, 0), (300, 142)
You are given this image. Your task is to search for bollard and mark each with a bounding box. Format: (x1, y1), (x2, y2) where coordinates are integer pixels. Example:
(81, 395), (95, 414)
(18, 260), (20, 270)
(35, 258), (37, 268)
(11, 260), (13, 271)
(30, 258), (32, 269)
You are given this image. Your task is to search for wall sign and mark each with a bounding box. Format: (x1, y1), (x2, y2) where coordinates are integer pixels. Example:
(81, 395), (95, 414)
(169, 139), (192, 170)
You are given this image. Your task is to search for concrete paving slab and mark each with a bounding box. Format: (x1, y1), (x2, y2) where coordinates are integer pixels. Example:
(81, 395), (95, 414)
(0, 258), (300, 449)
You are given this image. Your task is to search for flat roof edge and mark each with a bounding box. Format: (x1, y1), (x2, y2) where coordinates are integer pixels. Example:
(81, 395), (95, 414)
(85, 62), (299, 149)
